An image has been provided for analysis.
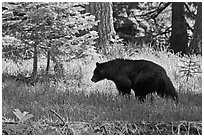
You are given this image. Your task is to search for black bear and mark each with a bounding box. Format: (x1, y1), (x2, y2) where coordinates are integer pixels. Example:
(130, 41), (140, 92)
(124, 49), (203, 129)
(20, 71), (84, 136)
(91, 59), (178, 104)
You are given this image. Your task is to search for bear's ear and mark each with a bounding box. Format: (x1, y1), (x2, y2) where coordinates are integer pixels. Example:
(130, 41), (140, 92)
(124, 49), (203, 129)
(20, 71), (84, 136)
(96, 62), (100, 66)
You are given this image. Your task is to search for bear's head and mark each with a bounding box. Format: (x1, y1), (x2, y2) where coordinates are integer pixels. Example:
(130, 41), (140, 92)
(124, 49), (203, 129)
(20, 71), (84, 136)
(91, 62), (106, 83)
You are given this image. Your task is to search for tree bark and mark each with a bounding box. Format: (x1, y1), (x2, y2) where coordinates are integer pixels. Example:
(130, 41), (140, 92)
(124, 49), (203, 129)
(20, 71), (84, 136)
(170, 2), (188, 55)
(46, 48), (50, 75)
(86, 2), (115, 54)
(32, 43), (38, 77)
(189, 2), (202, 54)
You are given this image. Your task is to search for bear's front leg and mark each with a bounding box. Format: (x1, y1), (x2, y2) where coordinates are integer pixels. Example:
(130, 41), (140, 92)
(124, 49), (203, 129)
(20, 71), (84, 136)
(114, 75), (132, 96)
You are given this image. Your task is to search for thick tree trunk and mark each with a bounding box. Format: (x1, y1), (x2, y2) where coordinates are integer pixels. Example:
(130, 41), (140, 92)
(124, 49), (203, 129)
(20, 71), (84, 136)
(86, 2), (115, 54)
(170, 2), (188, 55)
(189, 3), (202, 54)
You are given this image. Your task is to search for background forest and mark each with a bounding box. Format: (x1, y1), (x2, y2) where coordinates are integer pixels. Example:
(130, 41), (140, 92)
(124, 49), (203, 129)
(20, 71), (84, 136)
(2, 2), (202, 135)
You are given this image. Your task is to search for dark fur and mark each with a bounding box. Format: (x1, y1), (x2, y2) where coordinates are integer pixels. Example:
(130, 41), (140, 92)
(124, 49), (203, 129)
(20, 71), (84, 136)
(91, 59), (178, 103)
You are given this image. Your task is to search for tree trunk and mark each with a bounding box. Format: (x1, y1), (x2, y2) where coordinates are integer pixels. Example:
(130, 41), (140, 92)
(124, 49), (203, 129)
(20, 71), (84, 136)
(86, 2), (115, 54)
(32, 44), (38, 77)
(170, 2), (188, 55)
(46, 48), (50, 75)
(189, 2), (202, 54)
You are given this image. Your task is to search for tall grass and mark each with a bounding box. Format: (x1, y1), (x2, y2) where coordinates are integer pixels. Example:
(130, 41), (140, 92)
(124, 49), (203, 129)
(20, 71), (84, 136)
(2, 45), (202, 122)
(2, 80), (202, 122)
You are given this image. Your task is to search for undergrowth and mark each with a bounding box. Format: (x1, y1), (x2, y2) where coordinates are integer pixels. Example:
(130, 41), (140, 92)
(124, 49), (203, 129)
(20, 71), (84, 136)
(2, 80), (202, 122)
(2, 46), (202, 135)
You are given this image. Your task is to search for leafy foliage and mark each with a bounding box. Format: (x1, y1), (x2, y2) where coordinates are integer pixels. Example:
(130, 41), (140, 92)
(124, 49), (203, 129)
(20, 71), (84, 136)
(179, 55), (201, 81)
(2, 2), (98, 64)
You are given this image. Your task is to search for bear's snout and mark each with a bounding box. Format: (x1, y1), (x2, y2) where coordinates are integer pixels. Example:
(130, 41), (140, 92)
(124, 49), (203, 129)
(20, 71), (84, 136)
(91, 77), (97, 83)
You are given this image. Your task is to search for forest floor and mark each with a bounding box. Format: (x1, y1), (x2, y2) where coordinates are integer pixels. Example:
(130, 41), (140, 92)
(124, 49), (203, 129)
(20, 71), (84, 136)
(2, 47), (202, 135)
(2, 80), (202, 135)
(2, 120), (202, 135)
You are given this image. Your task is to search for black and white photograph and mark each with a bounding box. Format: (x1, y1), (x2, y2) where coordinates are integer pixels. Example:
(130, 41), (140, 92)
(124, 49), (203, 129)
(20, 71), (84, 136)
(2, 1), (202, 135)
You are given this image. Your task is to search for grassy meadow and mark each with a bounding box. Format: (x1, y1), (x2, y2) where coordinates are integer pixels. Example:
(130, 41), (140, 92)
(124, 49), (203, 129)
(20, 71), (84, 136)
(2, 47), (202, 124)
